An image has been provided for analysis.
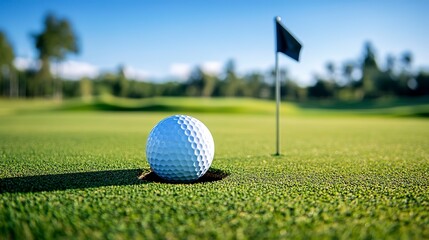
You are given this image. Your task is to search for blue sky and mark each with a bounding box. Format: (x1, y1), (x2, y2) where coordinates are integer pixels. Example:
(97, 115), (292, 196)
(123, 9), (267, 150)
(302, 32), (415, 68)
(1, 0), (428, 85)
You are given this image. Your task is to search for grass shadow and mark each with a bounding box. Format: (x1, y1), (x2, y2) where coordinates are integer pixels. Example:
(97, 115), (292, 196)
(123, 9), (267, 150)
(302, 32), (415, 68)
(138, 168), (229, 184)
(0, 168), (230, 193)
(0, 169), (144, 193)
(62, 102), (257, 114)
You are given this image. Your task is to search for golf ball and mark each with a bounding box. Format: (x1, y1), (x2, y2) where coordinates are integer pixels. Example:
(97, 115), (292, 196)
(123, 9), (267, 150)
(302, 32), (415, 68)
(146, 115), (215, 182)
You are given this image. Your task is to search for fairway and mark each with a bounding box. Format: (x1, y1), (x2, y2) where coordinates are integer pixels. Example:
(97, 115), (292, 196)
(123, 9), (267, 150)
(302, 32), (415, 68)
(1, 107), (429, 239)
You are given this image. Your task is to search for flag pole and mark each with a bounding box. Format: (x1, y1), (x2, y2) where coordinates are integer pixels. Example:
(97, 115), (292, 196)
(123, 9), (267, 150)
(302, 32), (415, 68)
(275, 48), (280, 156)
(275, 16), (281, 156)
(274, 15), (302, 156)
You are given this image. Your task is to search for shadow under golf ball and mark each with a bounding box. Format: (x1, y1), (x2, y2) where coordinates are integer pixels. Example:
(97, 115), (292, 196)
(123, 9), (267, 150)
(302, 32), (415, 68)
(138, 168), (229, 184)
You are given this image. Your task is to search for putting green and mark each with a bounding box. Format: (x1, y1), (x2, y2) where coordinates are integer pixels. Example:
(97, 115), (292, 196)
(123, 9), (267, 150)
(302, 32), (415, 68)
(0, 100), (428, 239)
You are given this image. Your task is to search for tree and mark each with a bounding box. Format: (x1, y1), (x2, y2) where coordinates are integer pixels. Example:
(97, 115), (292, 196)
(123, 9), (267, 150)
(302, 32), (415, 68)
(361, 42), (381, 98)
(395, 51), (415, 96)
(308, 76), (335, 99)
(201, 73), (217, 97)
(33, 13), (79, 99)
(386, 54), (395, 74)
(415, 71), (429, 96)
(221, 60), (243, 97)
(342, 62), (354, 84)
(79, 77), (93, 101)
(326, 61), (336, 82)
(112, 65), (128, 97)
(186, 67), (204, 96)
(401, 51), (413, 69)
(373, 55), (397, 96)
(243, 72), (264, 98)
(0, 31), (17, 97)
(402, 51), (415, 91)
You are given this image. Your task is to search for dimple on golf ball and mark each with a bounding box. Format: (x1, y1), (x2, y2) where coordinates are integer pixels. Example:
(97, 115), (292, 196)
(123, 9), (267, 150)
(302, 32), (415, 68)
(146, 115), (215, 182)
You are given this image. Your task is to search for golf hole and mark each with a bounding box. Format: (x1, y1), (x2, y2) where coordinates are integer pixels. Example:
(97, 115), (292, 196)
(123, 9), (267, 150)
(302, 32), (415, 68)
(138, 168), (229, 184)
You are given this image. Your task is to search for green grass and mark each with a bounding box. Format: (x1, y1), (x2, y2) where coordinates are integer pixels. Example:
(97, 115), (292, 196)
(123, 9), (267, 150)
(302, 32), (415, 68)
(296, 96), (429, 117)
(1, 98), (429, 239)
(3, 96), (428, 117)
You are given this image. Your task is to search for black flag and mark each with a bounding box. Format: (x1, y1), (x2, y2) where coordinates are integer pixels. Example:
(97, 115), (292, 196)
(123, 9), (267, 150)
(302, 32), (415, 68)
(275, 17), (302, 62)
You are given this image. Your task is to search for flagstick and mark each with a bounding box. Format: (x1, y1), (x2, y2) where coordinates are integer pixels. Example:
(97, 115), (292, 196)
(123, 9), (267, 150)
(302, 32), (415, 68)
(274, 15), (302, 156)
(275, 51), (280, 156)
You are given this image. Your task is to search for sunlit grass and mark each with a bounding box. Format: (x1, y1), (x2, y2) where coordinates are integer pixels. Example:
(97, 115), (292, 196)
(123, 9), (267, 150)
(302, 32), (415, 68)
(0, 99), (428, 239)
(0, 98), (63, 116)
(2, 96), (428, 117)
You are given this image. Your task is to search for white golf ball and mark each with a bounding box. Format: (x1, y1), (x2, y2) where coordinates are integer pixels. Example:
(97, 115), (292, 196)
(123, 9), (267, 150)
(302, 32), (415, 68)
(146, 115), (215, 182)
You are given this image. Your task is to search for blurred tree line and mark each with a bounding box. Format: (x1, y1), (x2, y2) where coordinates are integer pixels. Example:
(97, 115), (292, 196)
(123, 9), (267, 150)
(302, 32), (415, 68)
(1, 14), (428, 101)
(306, 43), (429, 101)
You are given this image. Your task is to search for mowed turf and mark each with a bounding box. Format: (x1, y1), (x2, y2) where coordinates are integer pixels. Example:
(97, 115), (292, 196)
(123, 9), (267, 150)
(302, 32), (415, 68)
(1, 101), (429, 239)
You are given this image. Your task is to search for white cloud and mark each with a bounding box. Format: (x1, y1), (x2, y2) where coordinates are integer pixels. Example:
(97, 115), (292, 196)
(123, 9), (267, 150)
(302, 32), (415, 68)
(123, 66), (150, 81)
(12, 58), (223, 82)
(168, 61), (222, 80)
(201, 61), (222, 76)
(14, 57), (40, 70)
(169, 63), (192, 80)
(13, 57), (99, 80)
(56, 61), (99, 79)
